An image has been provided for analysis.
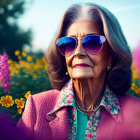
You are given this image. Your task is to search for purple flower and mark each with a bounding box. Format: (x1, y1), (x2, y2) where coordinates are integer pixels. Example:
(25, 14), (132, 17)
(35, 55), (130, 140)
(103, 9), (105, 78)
(0, 52), (11, 93)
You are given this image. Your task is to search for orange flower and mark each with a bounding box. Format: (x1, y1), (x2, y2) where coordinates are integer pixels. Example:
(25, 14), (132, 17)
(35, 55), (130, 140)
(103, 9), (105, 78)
(0, 96), (14, 107)
(33, 73), (38, 78)
(28, 69), (33, 73)
(27, 56), (32, 62)
(15, 98), (25, 108)
(24, 91), (31, 99)
(15, 50), (20, 56)
(22, 52), (26, 57)
(131, 83), (138, 91)
(17, 108), (22, 114)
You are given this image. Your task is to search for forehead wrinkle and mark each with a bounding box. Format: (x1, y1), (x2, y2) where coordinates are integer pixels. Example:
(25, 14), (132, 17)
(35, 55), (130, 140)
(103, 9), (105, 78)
(67, 34), (86, 41)
(67, 32), (100, 39)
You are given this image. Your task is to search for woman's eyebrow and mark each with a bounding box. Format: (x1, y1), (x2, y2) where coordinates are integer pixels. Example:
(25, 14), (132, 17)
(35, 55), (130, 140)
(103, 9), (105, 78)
(67, 35), (77, 37)
(87, 33), (99, 35)
(68, 32), (99, 37)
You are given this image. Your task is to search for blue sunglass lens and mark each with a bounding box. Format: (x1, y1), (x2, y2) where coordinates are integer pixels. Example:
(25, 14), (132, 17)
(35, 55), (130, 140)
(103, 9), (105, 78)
(56, 37), (76, 56)
(82, 35), (104, 54)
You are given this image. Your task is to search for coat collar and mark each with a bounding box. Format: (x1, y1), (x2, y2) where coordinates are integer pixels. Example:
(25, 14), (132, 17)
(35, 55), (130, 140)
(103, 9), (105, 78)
(46, 79), (122, 123)
(46, 107), (69, 140)
(45, 79), (72, 139)
(100, 84), (122, 123)
(46, 78), (74, 119)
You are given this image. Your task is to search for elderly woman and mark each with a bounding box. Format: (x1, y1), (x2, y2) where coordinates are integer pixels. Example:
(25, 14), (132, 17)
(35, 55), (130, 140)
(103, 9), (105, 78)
(17, 3), (140, 140)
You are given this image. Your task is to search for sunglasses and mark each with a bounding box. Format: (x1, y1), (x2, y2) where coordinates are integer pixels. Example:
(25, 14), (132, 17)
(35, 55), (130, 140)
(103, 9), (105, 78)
(56, 34), (106, 56)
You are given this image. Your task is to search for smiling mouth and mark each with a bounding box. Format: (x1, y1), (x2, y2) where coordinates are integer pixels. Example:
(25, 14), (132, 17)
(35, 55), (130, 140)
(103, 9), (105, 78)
(74, 64), (91, 68)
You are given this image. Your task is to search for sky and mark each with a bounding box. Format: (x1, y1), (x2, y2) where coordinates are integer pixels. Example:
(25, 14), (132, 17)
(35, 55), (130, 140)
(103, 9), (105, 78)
(18, 0), (140, 52)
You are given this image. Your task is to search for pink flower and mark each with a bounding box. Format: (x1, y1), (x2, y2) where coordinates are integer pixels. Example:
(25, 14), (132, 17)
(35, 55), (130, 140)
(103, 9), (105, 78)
(69, 94), (74, 98)
(96, 110), (100, 117)
(73, 107), (76, 112)
(87, 121), (91, 127)
(87, 133), (93, 138)
(133, 41), (140, 76)
(61, 98), (64, 102)
(0, 52), (11, 93)
(87, 121), (91, 129)
(93, 126), (96, 130)
(66, 98), (72, 104)
(65, 94), (68, 97)
(72, 113), (76, 120)
(68, 87), (73, 91)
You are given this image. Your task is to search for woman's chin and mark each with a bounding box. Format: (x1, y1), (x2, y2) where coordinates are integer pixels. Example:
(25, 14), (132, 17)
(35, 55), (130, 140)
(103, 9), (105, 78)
(71, 72), (95, 80)
(70, 68), (95, 79)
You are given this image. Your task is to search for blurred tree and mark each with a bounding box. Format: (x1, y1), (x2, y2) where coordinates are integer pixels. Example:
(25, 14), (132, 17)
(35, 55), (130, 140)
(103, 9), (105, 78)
(0, 0), (32, 61)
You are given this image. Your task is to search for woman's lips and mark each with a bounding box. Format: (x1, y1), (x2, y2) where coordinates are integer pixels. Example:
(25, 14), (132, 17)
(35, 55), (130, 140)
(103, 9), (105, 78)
(74, 64), (91, 68)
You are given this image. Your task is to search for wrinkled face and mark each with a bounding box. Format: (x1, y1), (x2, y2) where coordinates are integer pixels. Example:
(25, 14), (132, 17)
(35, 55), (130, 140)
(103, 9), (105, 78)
(65, 20), (111, 80)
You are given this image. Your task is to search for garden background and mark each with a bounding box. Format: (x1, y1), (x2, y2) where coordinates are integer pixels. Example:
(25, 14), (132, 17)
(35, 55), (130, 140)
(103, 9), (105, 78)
(0, 0), (140, 123)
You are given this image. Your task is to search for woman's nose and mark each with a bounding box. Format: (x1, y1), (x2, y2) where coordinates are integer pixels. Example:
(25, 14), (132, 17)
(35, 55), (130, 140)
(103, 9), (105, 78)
(73, 39), (86, 57)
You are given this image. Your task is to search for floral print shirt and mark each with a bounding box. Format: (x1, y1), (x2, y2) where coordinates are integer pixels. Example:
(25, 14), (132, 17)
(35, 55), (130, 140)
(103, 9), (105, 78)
(48, 79), (121, 140)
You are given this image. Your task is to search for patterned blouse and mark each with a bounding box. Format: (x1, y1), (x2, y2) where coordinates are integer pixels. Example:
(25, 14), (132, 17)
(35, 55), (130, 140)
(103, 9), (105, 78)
(48, 79), (121, 140)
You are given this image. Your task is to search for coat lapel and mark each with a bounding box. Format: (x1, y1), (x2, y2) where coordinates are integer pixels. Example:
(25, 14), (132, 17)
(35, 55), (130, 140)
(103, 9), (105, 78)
(46, 107), (69, 140)
(96, 108), (122, 140)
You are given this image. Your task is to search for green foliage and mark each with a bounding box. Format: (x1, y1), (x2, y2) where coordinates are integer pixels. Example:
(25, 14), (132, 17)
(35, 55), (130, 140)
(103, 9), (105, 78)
(129, 79), (140, 98)
(0, 0), (32, 61)
(0, 51), (52, 122)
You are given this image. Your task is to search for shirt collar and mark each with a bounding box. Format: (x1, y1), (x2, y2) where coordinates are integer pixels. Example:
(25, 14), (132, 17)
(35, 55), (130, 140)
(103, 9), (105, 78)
(47, 79), (121, 122)
(47, 79), (75, 115)
(100, 84), (122, 122)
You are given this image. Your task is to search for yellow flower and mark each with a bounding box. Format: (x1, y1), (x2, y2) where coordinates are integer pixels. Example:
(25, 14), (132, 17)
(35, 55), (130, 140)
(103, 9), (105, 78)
(0, 97), (6, 106)
(23, 68), (26, 72)
(36, 59), (41, 64)
(131, 83), (140, 94)
(0, 96), (14, 107)
(19, 60), (26, 67)
(15, 50), (20, 56)
(135, 89), (140, 94)
(33, 73), (38, 78)
(34, 65), (40, 70)
(22, 52), (26, 57)
(17, 108), (22, 114)
(27, 56), (32, 62)
(131, 63), (139, 80)
(10, 73), (14, 76)
(42, 57), (46, 63)
(30, 63), (34, 67)
(131, 83), (138, 91)
(28, 69), (33, 73)
(44, 65), (48, 70)
(15, 98), (25, 108)
(18, 56), (21, 60)
(24, 91), (31, 99)
(8, 60), (13, 64)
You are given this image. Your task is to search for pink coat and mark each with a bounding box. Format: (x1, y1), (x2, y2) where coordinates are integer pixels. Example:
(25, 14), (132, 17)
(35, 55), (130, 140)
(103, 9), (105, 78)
(16, 89), (140, 140)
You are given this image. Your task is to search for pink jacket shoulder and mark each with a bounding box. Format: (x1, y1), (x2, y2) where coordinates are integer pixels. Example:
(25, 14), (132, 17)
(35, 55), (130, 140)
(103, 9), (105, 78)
(16, 89), (62, 140)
